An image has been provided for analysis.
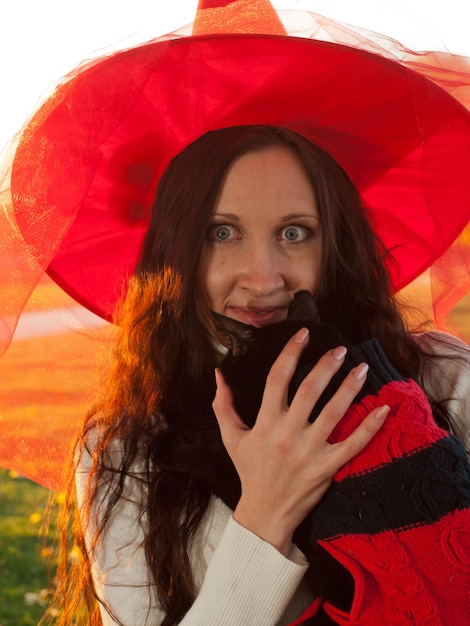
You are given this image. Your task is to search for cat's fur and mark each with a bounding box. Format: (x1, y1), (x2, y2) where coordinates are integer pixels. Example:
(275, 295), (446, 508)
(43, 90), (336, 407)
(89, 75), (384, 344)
(215, 290), (348, 427)
(163, 291), (359, 614)
(214, 291), (357, 613)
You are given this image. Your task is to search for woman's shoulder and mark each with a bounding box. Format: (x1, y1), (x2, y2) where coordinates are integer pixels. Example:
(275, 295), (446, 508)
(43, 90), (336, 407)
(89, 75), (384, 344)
(411, 329), (470, 398)
(412, 330), (470, 448)
(412, 329), (470, 397)
(412, 329), (470, 358)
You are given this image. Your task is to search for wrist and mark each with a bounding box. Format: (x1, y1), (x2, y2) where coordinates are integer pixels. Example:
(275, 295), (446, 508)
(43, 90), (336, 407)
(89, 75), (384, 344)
(233, 500), (294, 557)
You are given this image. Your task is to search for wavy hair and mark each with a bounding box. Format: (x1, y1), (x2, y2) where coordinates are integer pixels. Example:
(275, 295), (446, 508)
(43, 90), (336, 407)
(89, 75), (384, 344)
(44, 126), (457, 625)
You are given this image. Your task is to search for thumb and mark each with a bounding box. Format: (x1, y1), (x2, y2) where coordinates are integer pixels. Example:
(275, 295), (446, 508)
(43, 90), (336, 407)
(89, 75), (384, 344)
(213, 368), (249, 452)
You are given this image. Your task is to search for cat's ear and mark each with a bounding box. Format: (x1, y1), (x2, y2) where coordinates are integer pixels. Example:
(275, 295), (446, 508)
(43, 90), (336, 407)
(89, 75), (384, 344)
(287, 291), (320, 323)
(212, 312), (255, 356)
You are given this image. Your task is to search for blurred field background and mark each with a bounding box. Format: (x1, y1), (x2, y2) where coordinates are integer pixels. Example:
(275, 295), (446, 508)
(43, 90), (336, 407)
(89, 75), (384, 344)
(0, 277), (113, 625)
(0, 274), (468, 624)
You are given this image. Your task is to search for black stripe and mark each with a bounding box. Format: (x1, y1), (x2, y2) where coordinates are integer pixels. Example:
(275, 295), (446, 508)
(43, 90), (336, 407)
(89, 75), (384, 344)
(292, 339), (407, 421)
(294, 435), (470, 550)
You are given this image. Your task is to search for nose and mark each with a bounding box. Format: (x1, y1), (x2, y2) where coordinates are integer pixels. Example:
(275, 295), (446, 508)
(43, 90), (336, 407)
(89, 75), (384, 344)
(236, 242), (285, 296)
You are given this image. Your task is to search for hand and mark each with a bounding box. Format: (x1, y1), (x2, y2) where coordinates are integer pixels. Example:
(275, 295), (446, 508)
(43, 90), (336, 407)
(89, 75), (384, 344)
(212, 327), (389, 556)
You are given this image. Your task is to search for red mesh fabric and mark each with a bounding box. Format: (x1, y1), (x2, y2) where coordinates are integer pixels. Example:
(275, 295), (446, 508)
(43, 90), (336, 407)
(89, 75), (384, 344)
(194, 0), (286, 34)
(1, 3), (470, 490)
(430, 226), (470, 329)
(2, 6), (470, 352)
(9, 34), (470, 325)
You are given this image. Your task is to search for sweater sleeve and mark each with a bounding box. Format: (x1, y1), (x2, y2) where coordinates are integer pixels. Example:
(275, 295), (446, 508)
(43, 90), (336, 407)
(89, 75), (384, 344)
(76, 444), (312, 626)
(188, 515), (310, 625)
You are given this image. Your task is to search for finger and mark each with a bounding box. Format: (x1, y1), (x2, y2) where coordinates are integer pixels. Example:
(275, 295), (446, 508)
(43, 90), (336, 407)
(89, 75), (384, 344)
(213, 369), (249, 451)
(286, 346), (348, 424)
(308, 362), (370, 439)
(257, 327), (311, 420)
(328, 404), (390, 468)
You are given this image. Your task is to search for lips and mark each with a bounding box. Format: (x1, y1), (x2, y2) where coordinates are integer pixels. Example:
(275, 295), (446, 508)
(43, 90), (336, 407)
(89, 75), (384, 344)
(227, 306), (288, 327)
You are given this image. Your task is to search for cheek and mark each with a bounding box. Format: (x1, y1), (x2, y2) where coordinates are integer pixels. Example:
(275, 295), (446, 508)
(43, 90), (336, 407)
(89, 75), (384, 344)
(199, 250), (229, 309)
(299, 266), (320, 294)
(296, 244), (322, 293)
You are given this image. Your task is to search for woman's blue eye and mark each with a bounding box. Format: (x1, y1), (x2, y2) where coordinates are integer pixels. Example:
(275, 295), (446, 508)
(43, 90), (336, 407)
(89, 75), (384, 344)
(215, 226), (232, 240)
(281, 226), (310, 242)
(284, 227), (300, 240)
(207, 224), (236, 241)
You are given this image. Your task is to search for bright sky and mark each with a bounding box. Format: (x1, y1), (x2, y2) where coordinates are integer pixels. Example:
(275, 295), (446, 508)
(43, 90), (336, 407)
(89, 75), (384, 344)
(1, 0), (469, 151)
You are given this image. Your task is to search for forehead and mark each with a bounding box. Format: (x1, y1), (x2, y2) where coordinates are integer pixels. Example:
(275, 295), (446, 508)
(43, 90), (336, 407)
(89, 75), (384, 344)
(215, 145), (317, 211)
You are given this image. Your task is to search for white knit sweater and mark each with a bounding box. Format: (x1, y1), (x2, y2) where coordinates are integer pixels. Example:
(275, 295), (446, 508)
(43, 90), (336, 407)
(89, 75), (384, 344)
(76, 331), (470, 625)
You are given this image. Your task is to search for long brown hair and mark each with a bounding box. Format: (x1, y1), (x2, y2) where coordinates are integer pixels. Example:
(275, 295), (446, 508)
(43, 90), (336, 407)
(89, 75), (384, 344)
(45, 126), (453, 625)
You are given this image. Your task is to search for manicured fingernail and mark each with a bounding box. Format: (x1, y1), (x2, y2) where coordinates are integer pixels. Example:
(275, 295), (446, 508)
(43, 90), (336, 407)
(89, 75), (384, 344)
(330, 346), (347, 360)
(376, 405), (390, 421)
(353, 362), (369, 380)
(293, 328), (310, 344)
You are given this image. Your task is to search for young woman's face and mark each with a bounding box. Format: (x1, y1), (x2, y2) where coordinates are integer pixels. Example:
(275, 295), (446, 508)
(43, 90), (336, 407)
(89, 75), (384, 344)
(199, 146), (322, 327)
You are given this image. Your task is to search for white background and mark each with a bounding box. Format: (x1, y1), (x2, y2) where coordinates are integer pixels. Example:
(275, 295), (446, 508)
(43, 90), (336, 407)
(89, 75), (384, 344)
(1, 0), (469, 151)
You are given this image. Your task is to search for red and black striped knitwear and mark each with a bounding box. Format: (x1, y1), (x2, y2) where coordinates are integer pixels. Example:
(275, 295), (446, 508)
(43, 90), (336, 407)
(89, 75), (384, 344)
(291, 340), (470, 625)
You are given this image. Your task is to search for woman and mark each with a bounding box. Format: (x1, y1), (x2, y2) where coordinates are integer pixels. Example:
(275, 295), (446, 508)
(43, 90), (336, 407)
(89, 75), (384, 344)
(6, 6), (470, 626)
(43, 125), (467, 626)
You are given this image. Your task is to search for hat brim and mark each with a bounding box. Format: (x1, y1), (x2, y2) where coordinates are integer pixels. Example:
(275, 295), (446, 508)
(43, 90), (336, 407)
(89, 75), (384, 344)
(11, 33), (470, 320)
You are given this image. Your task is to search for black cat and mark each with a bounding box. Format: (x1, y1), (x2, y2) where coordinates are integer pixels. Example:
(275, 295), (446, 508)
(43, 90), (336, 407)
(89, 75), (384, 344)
(165, 291), (403, 615)
(215, 290), (349, 427)
(215, 291), (358, 614)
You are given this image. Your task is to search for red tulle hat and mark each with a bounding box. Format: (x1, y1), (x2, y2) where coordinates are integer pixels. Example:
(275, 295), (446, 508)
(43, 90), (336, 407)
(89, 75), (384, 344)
(9, 1), (470, 321)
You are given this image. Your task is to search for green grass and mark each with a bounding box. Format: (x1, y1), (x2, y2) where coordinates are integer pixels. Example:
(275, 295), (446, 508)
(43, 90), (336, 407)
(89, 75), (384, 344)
(0, 469), (56, 626)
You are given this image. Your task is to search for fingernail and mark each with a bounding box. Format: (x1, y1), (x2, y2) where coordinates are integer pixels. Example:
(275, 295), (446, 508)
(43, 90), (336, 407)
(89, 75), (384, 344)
(293, 327), (310, 344)
(214, 368), (221, 388)
(353, 362), (369, 380)
(330, 346), (347, 360)
(376, 405), (390, 421)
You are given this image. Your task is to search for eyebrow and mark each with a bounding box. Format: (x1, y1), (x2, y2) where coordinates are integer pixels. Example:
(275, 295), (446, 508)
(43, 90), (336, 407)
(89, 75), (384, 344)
(210, 212), (240, 221)
(280, 213), (321, 223)
(211, 212), (321, 222)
